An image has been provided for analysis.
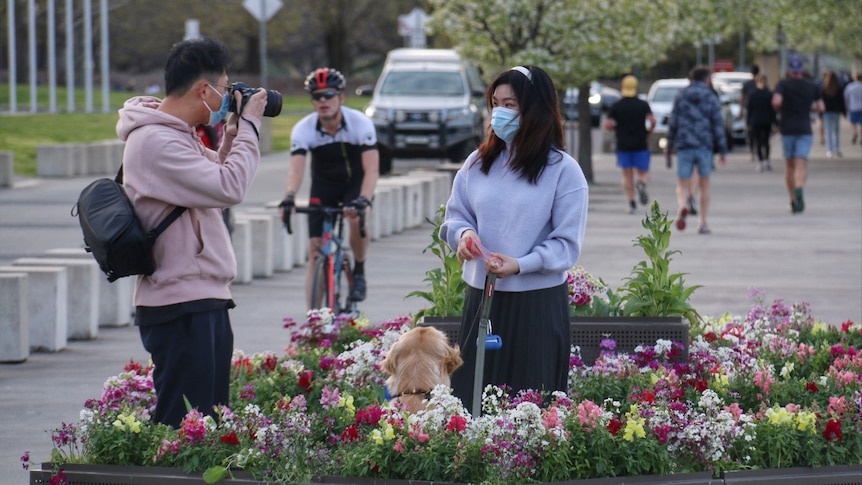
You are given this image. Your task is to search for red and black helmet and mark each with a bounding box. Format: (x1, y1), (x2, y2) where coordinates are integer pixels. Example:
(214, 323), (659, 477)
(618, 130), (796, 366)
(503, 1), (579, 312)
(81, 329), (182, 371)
(304, 67), (346, 93)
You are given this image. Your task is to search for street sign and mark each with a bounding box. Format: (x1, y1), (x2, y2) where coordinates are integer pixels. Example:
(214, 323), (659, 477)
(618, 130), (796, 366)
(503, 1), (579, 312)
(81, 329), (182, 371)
(397, 7), (429, 48)
(243, 0), (283, 23)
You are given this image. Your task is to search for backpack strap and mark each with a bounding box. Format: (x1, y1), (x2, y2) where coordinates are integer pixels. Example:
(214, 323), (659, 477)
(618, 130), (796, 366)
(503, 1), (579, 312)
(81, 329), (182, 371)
(116, 163), (188, 242)
(147, 206), (187, 242)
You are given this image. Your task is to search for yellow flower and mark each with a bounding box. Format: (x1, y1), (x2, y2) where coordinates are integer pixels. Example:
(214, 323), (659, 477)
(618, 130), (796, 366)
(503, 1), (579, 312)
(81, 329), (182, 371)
(796, 411), (817, 433)
(623, 417), (646, 441)
(340, 393), (356, 414)
(811, 321), (827, 334)
(711, 372), (729, 393)
(766, 406), (793, 426)
(370, 429), (383, 445)
(780, 362), (794, 380)
(383, 422), (395, 441)
(112, 419), (124, 430)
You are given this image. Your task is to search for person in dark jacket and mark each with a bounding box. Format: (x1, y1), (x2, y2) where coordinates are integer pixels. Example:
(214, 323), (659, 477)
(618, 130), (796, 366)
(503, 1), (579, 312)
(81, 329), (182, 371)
(666, 66), (727, 235)
(746, 74), (777, 172)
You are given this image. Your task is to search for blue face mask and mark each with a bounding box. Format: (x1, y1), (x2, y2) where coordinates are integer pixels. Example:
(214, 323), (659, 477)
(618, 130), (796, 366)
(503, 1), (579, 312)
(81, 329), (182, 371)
(204, 85), (229, 126)
(491, 106), (520, 143)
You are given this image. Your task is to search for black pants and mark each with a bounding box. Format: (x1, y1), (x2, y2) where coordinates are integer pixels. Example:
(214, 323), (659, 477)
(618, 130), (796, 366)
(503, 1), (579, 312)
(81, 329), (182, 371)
(140, 309), (233, 428)
(751, 124), (771, 162)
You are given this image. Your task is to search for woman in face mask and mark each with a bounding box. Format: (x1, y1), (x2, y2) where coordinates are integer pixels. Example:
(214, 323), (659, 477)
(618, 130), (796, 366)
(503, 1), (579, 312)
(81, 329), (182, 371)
(440, 65), (590, 413)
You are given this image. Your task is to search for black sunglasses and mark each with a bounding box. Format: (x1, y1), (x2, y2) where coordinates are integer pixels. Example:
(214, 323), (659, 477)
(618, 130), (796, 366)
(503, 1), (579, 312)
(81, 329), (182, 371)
(311, 91), (340, 101)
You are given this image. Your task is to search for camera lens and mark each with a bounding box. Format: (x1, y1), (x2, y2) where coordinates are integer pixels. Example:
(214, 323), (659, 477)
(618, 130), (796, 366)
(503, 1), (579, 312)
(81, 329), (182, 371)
(227, 82), (282, 117)
(263, 90), (282, 117)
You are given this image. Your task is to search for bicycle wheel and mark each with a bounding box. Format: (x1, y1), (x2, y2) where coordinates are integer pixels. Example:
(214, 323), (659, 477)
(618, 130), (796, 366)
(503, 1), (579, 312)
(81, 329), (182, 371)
(310, 256), (330, 310)
(334, 255), (355, 314)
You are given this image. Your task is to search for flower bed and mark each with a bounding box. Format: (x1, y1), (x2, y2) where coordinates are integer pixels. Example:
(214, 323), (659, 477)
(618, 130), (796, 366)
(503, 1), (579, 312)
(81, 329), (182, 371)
(22, 295), (862, 485)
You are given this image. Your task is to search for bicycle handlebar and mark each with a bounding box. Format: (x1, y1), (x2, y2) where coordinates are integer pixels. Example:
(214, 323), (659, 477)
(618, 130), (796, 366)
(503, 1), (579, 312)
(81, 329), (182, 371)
(284, 204), (366, 238)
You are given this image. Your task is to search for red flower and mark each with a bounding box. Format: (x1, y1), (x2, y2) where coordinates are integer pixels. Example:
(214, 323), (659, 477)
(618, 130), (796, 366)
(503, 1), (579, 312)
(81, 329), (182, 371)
(823, 419), (843, 442)
(805, 382), (819, 393)
(703, 332), (718, 343)
(220, 432), (240, 445)
(355, 405), (384, 426)
(341, 425), (359, 442)
(49, 469), (67, 485)
(840, 320), (854, 333)
(446, 415), (468, 433)
(297, 370), (314, 393)
(607, 418), (622, 435)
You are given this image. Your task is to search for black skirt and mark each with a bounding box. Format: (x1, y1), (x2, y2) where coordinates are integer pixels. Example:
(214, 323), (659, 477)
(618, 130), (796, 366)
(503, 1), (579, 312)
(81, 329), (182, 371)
(451, 282), (570, 413)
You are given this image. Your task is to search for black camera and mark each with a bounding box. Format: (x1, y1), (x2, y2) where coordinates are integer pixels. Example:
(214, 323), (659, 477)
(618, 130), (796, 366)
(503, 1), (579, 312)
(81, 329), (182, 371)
(228, 82), (283, 117)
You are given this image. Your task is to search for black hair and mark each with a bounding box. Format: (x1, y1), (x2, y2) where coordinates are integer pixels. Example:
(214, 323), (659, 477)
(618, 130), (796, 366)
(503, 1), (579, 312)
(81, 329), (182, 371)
(163, 37), (231, 96)
(751, 64), (760, 75)
(475, 65), (564, 184)
(689, 65), (711, 83)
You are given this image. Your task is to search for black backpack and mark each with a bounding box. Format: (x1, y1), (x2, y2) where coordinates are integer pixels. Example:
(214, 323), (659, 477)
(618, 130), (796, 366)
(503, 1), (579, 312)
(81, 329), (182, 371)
(73, 166), (186, 282)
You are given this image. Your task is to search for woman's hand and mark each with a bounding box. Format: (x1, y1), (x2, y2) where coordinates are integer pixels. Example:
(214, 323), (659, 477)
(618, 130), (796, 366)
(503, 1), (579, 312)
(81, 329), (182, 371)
(486, 253), (519, 278)
(456, 230), (480, 263)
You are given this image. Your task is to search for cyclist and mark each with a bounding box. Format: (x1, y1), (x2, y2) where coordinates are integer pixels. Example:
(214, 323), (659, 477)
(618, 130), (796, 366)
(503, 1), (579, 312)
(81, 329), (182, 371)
(280, 67), (379, 308)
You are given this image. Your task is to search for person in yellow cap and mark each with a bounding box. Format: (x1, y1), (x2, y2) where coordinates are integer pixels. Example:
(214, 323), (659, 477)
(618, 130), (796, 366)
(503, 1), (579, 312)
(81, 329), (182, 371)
(605, 75), (656, 214)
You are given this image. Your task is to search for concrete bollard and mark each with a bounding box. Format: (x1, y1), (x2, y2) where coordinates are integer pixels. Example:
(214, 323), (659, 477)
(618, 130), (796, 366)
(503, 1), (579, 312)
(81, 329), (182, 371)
(231, 219), (253, 284)
(13, 257), (100, 340)
(376, 180), (407, 232)
(36, 144), (77, 178)
(249, 207), (293, 272)
(234, 213), (274, 278)
(372, 186), (394, 238)
(0, 266), (68, 352)
(44, 248), (133, 327)
(86, 141), (116, 175)
(0, 273), (29, 363)
(0, 150), (13, 188)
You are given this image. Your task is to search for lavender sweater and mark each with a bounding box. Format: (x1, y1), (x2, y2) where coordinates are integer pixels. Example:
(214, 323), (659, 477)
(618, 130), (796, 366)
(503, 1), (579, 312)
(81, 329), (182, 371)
(440, 147), (588, 292)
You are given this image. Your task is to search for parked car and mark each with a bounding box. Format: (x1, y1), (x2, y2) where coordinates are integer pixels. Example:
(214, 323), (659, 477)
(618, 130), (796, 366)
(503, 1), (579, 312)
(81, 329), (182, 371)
(362, 48), (487, 170)
(562, 82), (621, 127)
(711, 72), (753, 147)
(646, 78), (689, 152)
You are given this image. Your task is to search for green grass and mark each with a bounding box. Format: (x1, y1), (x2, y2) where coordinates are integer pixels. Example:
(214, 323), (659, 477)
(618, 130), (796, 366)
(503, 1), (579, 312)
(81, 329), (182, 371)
(0, 84), (368, 176)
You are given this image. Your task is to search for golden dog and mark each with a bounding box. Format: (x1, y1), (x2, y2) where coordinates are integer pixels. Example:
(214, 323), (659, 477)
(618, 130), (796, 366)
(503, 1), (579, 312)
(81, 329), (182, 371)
(381, 326), (463, 413)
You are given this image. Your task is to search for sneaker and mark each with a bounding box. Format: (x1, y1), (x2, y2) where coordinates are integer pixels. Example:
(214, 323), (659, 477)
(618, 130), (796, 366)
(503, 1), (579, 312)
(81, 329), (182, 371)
(757, 161), (764, 173)
(628, 201), (637, 214)
(794, 188), (804, 213)
(826, 151), (833, 158)
(698, 225), (711, 235)
(350, 272), (367, 301)
(765, 161), (773, 171)
(687, 195), (698, 216)
(636, 181), (649, 205)
(676, 207), (688, 231)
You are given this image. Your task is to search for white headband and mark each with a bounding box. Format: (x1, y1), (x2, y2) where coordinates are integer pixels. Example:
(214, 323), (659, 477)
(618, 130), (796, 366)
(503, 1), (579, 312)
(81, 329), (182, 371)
(510, 66), (533, 84)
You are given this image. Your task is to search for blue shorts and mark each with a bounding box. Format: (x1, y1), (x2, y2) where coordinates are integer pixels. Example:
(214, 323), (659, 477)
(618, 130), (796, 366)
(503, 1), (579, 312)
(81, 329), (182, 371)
(781, 134), (814, 160)
(615, 149), (651, 171)
(849, 111), (862, 125)
(676, 148), (714, 179)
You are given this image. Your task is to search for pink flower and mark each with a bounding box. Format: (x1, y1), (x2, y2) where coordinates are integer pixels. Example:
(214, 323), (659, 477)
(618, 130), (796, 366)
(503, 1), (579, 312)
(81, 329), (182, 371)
(542, 407), (562, 430)
(827, 396), (848, 416)
(576, 400), (602, 429)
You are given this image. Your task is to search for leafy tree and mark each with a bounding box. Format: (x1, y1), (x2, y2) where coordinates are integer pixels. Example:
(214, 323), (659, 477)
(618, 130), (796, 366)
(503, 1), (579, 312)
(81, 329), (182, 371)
(426, 0), (725, 181)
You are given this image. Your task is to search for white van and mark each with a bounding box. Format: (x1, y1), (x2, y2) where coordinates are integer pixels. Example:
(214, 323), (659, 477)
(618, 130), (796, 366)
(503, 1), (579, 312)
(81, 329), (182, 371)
(363, 48), (487, 168)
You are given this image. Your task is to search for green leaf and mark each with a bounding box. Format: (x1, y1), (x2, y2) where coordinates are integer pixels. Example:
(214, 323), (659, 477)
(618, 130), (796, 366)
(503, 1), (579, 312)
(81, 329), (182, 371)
(202, 466), (228, 484)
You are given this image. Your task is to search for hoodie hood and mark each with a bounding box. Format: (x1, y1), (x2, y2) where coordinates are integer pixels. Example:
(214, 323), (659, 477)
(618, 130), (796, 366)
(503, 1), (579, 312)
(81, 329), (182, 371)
(116, 96), (193, 141)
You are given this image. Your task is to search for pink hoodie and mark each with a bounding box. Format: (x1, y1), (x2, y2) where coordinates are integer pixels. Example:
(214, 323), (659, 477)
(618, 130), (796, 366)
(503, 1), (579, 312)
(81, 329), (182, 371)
(116, 96), (261, 307)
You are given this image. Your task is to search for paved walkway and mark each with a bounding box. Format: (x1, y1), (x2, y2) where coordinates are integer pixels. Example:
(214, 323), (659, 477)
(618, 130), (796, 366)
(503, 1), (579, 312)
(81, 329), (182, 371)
(1, 121), (860, 483)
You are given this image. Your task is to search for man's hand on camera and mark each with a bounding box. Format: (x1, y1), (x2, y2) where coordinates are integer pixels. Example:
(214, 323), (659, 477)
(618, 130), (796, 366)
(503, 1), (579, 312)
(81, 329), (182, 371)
(278, 193), (295, 225)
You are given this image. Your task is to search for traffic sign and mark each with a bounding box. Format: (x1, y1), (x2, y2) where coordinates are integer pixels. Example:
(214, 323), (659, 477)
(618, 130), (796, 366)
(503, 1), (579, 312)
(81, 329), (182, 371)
(243, 0), (283, 23)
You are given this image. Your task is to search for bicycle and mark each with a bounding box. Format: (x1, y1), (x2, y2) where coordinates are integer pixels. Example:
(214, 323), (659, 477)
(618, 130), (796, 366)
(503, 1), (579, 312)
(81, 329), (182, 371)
(284, 201), (366, 315)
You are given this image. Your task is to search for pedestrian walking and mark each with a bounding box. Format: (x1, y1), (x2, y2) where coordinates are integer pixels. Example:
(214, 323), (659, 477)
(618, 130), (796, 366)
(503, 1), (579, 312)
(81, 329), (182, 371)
(820, 70), (846, 158)
(605, 75), (657, 214)
(666, 66), (727, 235)
(844, 73), (862, 146)
(772, 55), (824, 214)
(746, 73), (777, 172)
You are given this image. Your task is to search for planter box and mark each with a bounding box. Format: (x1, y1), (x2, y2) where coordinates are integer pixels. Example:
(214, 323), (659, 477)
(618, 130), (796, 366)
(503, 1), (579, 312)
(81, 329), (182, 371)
(29, 463), (261, 485)
(721, 464), (862, 484)
(30, 464), (861, 485)
(420, 316), (689, 365)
